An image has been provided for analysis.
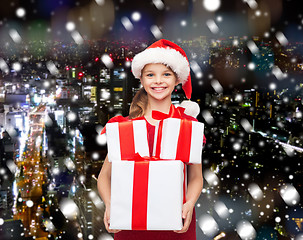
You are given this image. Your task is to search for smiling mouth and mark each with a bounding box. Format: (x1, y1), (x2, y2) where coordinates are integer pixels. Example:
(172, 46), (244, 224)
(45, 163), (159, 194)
(152, 87), (167, 91)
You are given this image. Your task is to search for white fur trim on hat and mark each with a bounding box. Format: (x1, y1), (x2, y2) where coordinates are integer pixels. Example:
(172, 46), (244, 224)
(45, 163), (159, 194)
(180, 100), (200, 118)
(131, 47), (190, 84)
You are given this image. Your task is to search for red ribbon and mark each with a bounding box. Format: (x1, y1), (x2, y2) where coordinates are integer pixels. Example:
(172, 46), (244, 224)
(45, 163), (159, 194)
(132, 153), (159, 161)
(130, 153), (186, 230)
(152, 104), (184, 120)
(117, 123), (152, 230)
(176, 120), (192, 204)
(176, 120), (192, 162)
(132, 160), (149, 230)
(131, 153), (163, 229)
(152, 104), (187, 159)
(118, 121), (136, 160)
(131, 158), (186, 230)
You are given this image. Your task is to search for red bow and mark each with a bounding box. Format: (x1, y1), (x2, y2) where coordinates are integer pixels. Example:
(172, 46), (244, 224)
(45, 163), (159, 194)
(152, 105), (185, 120)
(132, 153), (160, 161)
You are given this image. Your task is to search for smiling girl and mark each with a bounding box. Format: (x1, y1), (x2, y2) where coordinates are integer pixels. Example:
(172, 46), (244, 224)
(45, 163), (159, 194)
(98, 39), (205, 240)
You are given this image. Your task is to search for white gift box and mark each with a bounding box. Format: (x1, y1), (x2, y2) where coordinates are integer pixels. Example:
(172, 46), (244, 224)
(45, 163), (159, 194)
(105, 118), (203, 230)
(153, 118), (204, 164)
(106, 120), (150, 162)
(110, 160), (185, 230)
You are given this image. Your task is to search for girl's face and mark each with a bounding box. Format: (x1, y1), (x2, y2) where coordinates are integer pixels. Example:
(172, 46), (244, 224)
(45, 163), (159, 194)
(140, 63), (179, 102)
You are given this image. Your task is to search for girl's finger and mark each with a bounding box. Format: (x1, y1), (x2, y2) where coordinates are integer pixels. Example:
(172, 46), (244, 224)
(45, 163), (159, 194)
(174, 211), (191, 233)
(183, 211), (191, 230)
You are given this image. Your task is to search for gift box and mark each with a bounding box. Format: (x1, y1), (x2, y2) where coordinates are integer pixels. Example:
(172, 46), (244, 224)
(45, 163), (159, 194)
(106, 120), (150, 162)
(105, 118), (202, 230)
(109, 160), (185, 230)
(153, 118), (204, 164)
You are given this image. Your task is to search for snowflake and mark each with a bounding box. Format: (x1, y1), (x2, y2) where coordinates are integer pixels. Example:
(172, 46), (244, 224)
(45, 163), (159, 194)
(71, 31), (84, 45)
(67, 112), (77, 122)
(206, 19), (219, 34)
(9, 29), (22, 43)
(190, 60), (203, 79)
(214, 201), (229, 218)
(203, 0), (221, 12)
(201, 110), (214, 124)
(0, 58), (9, 74)
(101, 54), (114, 68)
(131, 12), (141, 22)
(16, 8), (26, 18)
(95, 0), (105, 6)
(66, 21), (76, 32)
(247, 62), (256, 70)
(210, 79), (223, 94)
(152, 0), (165, 10)
(59, 198), (79, 220)
(280, 184), (300, 206)
(236, 220), (256, 239)
(121, 17), (134, 31)
(276, 31), (288, 46)
(247, 40), (259, 55)
(198, 214), (219, 237)
(12, 62), (22, 72)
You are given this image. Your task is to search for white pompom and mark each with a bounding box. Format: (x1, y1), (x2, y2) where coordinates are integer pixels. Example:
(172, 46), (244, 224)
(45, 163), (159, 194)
(180, 100), (200, 118)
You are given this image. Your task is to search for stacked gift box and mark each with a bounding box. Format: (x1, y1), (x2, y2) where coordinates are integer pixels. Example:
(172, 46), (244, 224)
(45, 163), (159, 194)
(105, 118), (204, 231)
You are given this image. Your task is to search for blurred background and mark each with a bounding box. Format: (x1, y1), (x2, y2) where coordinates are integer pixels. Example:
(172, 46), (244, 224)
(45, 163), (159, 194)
(0, 0), (302, 239)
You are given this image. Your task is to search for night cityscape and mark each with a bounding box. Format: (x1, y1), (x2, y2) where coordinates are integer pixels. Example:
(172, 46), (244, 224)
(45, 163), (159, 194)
(0, 0), (303, 239)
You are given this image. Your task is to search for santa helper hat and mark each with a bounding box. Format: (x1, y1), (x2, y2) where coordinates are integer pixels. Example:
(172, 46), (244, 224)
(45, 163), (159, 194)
(131, 39), (200, 118)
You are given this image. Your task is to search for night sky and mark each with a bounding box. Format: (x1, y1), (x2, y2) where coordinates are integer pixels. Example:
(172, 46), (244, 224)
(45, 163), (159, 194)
(1, 0), (303, 42)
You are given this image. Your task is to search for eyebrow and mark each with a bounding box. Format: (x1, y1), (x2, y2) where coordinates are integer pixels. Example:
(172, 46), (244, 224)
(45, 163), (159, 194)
(143, 69), (173, 74)
(143, 70), (154, 73)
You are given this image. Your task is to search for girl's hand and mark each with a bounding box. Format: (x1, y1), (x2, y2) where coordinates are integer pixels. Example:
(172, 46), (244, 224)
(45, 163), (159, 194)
(104, 207), (121, 234)
(174, 201), (194, 233)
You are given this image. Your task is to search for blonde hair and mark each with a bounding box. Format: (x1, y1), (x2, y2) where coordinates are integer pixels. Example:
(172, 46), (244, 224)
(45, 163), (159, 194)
(128, 88), (148, 119)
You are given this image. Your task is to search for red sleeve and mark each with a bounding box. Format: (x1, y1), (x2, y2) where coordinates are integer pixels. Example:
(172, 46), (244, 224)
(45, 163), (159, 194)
(100, 115), (129, 134)
(181, 112), (206, 146)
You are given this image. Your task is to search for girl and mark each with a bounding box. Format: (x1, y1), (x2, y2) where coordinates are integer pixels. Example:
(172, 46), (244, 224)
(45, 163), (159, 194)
(97, 39), (204, 240)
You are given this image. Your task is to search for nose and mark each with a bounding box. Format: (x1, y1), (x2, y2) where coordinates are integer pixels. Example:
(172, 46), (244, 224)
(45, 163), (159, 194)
(155, 75), (162, 84)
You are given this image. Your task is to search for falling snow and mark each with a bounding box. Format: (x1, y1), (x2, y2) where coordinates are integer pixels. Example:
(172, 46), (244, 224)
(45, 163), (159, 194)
(16, 8), (26, 18)
(203, 0), (221, 12)
(206, 19), (219, 34)
(9, 29), (22, 43)
(0, 1), (302, 239)
(152, 0), (165, 10)
(121, 17), (134, 31)
(198, 214), (219, 237)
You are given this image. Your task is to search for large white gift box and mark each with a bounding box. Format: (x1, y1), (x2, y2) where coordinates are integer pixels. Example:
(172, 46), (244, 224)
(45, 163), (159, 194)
(110, 160), (185, 230)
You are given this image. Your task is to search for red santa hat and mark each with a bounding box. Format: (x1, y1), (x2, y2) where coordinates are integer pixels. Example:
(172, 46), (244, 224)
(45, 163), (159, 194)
(131, 39), (192, 99)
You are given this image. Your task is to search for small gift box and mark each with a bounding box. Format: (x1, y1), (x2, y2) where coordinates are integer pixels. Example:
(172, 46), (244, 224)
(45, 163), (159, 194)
(109, 160), (185, 230)
(153, 118), (204, 164)
(106, 120), (150, 162)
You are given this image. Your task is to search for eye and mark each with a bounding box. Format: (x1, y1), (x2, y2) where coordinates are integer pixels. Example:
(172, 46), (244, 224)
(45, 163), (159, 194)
(147, 73), (154, 77)
(164, 73), (172, 76)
